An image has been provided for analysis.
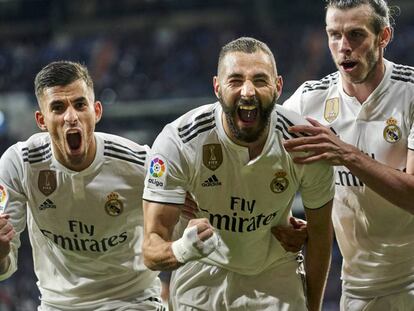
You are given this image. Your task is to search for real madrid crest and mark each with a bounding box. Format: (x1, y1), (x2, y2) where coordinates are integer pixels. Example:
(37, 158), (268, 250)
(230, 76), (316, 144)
(324, 98), (340, 123)
(383, 117), (401, 143)
(270, 171), (289, 194)
(105, 192), (123, 216)
(203, 144), (223, 171)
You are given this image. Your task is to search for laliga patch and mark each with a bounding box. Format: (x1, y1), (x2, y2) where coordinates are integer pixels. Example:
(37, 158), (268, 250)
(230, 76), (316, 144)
(270, 171), (289, 194)
(203, 144), (223, 171)
(38, 170), (57, 196)
(383, 117), (401, 143)
(0, 184), (8, 212)
(105, 192), (123, 216)
(324, 97), (340, 123)
(148, 156), (167, 187)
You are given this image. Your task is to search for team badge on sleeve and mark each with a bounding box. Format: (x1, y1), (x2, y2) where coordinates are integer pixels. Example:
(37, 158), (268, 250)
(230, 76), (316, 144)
(148, 156), (167, 187)
(0, 184), (8, 212)
(150, 157), (166, 177)
(270, 171), (289, 193)
(383, 117), (401, 143)
(105, 192), (123, 216)
(203, 144), (223, 171)
(324, 98), (339, 123)
(38, 170), (57, 196)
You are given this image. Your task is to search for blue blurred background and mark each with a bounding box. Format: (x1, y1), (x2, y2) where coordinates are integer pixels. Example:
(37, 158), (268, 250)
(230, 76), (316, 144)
(0, 0), (413, 310)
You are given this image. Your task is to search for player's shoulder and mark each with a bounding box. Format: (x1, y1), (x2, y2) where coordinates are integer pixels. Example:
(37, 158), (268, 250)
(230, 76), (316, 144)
(0, 132), (51, 169)
(19, 132), (51, 164)
(169, 102), (218, 144)
(97, 132), (148, 166)
(389, 60), (414, 86)
(274, 105), (311, 140)
(97, 132), (148, 152)
(275, 105), (310, 126)
(299, 72), (339, 96)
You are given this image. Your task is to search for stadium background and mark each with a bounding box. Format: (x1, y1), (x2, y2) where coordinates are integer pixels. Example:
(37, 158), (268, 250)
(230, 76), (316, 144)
(0, 0), (413, 310)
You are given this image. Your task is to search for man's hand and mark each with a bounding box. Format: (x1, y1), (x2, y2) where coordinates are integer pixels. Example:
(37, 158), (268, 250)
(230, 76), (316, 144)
(171, 218), (218, 263)
(283, 117), (357, 166)
(0, 214), (14, 261)
(272, 217), (308, 252)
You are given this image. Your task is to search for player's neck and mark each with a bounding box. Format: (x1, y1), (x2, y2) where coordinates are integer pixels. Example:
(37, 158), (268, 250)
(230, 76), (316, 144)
(342, 60), (386, 104)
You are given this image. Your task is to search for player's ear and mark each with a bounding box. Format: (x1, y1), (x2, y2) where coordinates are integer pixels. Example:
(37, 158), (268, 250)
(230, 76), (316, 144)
(35, 110), (47, 131)
(275, 75), (284, 100)
(94, 101), (103, 124)
(379, 26), (392, 48)
(213, 76), (220, 99)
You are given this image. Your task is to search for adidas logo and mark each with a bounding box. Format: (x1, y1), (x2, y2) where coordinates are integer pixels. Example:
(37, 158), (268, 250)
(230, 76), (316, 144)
(201, 175), (222, 187)
(39, 199), (56, 210)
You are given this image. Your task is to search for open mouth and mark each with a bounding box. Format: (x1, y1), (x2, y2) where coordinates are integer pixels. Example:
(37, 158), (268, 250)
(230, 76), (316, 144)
(238, 105), (258, 123)
(66, 131), (82, 151)
(340, 60), (358, 71)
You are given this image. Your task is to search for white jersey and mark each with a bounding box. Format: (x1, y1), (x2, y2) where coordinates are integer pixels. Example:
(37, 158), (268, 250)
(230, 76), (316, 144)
(283, 59), (414, 298)
(143, 102), (334, 275)
(0, 132), (160, 310)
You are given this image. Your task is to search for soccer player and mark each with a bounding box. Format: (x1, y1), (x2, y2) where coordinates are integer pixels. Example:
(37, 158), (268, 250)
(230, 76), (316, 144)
(142, 37), (335, 311)
(0, 61), (165, 310)
(280, 1), (414, 310)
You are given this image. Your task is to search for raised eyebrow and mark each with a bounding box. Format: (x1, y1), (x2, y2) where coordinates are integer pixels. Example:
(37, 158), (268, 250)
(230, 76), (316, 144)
(72, 96), (88, 103)
(326, 27), (338, 34)
(48, 96), (87, 108)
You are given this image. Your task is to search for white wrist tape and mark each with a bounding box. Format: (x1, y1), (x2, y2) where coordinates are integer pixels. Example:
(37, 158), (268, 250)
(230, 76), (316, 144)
(171, 225), (219, 263)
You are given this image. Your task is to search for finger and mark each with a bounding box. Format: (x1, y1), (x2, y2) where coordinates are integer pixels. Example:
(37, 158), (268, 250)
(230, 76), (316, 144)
(305, 117), (322, 127)
(198, 227), (214, 241)
(292, 153), (328, 164)
(0, 214), (9, 220)
(289, 217), (301, 228)
(283, 137), (327, 150)
(290, 217), (306, 228)
(288, 124), (324, 136)
(188, 218), (209, 227)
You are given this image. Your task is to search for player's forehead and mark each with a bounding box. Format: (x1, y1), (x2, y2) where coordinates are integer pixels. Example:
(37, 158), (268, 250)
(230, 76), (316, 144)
(40, 79), (92, 105)
(326, 4), (374, 32)
(220, 51), (275, 78)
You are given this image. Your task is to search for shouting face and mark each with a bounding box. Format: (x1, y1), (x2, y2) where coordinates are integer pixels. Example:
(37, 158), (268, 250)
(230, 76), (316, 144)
(326, 4), (390, 85)
(35, 79), (102, 171)
(214, 51), (282, 145)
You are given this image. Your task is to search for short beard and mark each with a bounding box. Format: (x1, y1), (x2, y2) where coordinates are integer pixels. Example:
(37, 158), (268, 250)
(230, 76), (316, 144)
(218, 93), (277, 143)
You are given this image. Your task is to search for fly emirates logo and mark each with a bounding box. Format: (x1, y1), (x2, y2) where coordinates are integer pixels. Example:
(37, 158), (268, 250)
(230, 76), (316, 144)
(40, 220), (128, 252)
(200, 196), (278, 233)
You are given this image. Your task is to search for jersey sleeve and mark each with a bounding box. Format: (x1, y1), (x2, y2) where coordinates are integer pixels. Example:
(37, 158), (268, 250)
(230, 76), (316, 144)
(282, 82), (307, 115)
(298, 162), (335, 209)
(0, 145), (28, 280)
(143, 124), (189, 205)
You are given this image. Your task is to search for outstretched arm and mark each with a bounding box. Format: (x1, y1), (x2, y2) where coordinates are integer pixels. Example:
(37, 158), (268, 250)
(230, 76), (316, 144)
(284, 118), (414, 214)
(304, 200), (333, 311)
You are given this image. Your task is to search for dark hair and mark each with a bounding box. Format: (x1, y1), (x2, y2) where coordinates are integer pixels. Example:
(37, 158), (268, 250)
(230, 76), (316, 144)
(325, 0), (398, 35)
(217, 37), (277, 76)
(34, 61), (94, 100)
